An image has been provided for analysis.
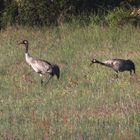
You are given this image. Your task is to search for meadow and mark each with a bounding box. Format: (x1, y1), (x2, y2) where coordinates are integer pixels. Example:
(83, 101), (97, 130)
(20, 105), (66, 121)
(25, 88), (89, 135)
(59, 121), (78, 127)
(0, 23), (140, 140)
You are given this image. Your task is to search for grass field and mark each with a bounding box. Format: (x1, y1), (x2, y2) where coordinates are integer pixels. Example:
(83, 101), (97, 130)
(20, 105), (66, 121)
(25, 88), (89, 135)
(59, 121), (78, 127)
(0, 24), (140, 140)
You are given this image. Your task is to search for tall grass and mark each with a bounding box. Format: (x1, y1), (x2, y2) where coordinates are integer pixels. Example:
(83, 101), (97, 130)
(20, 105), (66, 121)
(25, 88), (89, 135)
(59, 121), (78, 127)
(0, 24), (140, 140)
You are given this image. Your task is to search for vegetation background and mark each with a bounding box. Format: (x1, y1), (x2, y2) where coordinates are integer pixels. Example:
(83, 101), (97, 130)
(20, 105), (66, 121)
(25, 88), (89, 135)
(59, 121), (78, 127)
(0, 0), (140, 28)
(0, 0), (140, 140)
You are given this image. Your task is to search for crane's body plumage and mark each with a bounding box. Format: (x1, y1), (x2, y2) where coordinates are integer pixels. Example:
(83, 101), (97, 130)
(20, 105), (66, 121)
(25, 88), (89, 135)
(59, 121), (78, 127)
(104, 59), (135, 72)
(91, 58), (135, 76)
(25, 53), (52, 74)
(19, 40), (60, 84)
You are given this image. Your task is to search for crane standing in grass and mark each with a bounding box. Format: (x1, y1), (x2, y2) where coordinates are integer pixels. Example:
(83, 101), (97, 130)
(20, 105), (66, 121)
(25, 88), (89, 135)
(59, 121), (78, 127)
(18, 40), (60, 84)
(90, 58), (135, 77)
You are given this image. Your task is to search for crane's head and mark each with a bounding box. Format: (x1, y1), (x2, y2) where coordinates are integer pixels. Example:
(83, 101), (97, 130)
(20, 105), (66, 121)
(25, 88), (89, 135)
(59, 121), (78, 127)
(18, 40), (28, 46)
(18, 40), (29, 53)
(90, 58), (97, 65)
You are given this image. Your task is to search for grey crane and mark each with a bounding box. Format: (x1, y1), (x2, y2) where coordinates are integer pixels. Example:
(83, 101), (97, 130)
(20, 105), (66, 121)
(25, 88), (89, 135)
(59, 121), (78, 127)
(90, 58), (135, 77)
(18, 40), (60, 84)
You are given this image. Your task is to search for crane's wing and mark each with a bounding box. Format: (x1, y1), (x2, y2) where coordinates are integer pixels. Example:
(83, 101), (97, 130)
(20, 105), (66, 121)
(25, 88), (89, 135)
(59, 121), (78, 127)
(104, 59), (125, 67)
(104, 60), (114, 67)
(31, 59), (52, 74)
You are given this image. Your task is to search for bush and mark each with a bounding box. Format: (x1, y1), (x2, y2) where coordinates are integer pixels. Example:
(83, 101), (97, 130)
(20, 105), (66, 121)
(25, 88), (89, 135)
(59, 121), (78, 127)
(0, 0), (5, 29)
(17, 0), (49, 26)
(105, 7), (131, 26)
(0, 0), (140, 28)
(1, 0), (18, 28)
(17, 0), (74, 26)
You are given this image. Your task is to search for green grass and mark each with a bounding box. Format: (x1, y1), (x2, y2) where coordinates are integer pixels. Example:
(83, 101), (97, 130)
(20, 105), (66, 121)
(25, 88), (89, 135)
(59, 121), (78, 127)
(0, 24), (140, 140)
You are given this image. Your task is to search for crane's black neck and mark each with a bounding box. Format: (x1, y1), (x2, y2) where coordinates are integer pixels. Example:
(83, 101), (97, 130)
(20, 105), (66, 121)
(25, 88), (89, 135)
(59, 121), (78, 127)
(95, 60), (106, 66)
(25, 44), (28, 53)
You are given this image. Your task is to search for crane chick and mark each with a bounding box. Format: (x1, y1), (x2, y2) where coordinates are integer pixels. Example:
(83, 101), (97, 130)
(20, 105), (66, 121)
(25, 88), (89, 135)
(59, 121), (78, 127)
(18, 40), (60, 84)
(90, 58), (135, 77)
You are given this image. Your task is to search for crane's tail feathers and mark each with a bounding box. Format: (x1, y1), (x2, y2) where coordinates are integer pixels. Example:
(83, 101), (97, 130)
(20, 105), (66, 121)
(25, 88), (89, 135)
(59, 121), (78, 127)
(53, 64), (60, 79)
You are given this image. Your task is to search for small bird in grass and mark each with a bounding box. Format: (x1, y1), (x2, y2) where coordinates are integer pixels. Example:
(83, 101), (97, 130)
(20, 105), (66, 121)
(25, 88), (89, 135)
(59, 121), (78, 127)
(18, 40), (60, 84)
(90, 58), (135, 77)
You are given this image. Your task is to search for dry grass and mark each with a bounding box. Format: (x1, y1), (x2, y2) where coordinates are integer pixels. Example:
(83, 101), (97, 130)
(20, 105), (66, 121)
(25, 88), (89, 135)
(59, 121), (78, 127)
(0, 24), (140, 140)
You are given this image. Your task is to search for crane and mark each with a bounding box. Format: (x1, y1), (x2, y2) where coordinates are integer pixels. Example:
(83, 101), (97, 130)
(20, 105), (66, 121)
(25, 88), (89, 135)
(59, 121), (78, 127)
(90, 58), (135, 77)
(18, 40), (60, 84)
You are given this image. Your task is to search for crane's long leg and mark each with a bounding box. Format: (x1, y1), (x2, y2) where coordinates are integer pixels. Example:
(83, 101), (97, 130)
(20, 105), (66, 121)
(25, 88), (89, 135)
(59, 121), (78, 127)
(39, 74), (44, 85)
(41, 79), (44, 85)
(45, 75), (53, 85)
(114, 71), (118, 78)
(130, 70), (132, 75)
